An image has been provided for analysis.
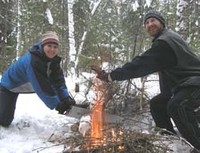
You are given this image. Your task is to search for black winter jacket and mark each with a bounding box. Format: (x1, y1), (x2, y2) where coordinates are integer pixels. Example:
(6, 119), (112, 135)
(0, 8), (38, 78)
(110, 29), (200, 93)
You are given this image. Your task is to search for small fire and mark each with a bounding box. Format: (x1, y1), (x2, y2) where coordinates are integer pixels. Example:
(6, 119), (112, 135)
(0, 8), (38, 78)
(90, 78), (105, 146)
(110, 128), (124, 151)
(85, 75), (124, 151)
(90, 100), (104, 146)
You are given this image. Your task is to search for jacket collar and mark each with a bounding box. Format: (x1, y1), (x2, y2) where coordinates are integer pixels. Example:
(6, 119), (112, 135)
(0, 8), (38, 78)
(152, 28), (167, 42)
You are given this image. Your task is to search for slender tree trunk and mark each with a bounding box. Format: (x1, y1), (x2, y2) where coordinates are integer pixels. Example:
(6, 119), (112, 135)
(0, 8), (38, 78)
(16, 0), (21, 60)
(176, 0), (190, 39)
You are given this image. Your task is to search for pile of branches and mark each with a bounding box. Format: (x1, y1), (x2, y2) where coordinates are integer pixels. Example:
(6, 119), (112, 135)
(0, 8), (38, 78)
(62, 127), (173, 153)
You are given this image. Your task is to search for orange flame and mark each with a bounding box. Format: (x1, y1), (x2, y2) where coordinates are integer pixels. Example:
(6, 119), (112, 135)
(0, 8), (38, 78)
(90, 78), (105, 146)
(88, 74), (123, 150)
(90, 101), (104, 145)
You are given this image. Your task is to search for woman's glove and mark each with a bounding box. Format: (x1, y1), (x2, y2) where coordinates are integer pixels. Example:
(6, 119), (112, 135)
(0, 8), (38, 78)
(56, 96), (76, 114)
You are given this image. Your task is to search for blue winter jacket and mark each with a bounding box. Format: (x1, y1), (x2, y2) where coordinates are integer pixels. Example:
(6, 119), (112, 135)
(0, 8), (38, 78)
(0, 42), (69, 109)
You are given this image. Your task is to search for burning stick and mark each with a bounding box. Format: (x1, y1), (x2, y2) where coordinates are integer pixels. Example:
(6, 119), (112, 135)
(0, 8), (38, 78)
(89, 65), (110, 146)
(90, 78), (105, 146)
(68, 66), (122, 150)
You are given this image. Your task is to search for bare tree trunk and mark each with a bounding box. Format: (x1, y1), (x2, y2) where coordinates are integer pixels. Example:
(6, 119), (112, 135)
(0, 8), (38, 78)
(176, 0), (190, 39)
(15, 0), (21, 60)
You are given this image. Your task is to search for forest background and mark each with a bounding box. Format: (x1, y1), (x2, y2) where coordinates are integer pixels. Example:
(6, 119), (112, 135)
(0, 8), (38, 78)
(1, 1), (200, 152)
(1, 0), (200, 111)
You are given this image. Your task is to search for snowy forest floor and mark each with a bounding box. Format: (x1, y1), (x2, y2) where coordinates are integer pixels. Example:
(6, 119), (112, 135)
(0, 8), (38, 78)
(0, 93), (193, 153)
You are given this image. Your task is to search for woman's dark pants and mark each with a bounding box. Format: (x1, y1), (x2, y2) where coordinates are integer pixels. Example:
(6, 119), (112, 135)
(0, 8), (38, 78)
(0, 86), (18, 127)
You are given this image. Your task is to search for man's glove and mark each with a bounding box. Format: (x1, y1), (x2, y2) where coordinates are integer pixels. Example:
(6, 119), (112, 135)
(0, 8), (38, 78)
(91, 65), (111, 82)
(96, 70), (109, 82)
(56, 96), (76, 114)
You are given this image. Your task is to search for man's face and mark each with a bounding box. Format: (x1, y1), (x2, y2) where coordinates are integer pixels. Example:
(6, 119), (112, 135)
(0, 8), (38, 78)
(144, 17), (164, 37)
(43, 43), (59, 59)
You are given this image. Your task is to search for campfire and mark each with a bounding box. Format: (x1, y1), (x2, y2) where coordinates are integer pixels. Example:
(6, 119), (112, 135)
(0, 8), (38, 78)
(90, 80), (104, 146)
(58, 75), (172, 153)
(87, 78), (111, 147)
(90, 101), (104, 146)
(79, 77), (125, 151)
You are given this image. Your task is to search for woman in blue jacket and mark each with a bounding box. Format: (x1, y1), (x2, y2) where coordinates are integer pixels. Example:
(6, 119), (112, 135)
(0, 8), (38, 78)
(0, 31), (75, 126)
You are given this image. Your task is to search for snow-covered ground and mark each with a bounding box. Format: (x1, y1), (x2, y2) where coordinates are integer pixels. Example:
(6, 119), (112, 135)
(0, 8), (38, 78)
(0, 74), (193, 153)
(0, 93), (79, 153)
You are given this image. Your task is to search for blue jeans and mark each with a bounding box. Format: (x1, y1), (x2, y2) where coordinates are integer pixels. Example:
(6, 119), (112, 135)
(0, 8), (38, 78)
(0, 85), (18, 126)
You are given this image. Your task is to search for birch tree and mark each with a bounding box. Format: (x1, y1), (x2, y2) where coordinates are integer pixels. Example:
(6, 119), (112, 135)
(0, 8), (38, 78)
(176, 0), (190, 40)
(15, 0), (21, 60)
(76, 0), (101, 63)
(189, 0), (200, 54)
(67, 0), (76, 77)
(66, 0), (102, 91)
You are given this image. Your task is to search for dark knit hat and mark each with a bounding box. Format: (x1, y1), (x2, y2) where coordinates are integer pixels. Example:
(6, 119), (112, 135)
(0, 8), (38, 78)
(41, 31), (59, 45)
(144, 10), (165, 27)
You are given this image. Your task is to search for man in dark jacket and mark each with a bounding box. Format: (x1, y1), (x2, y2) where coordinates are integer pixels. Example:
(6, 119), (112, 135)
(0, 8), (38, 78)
(0, 31), (76, 127)
(93, 10), (200, 152)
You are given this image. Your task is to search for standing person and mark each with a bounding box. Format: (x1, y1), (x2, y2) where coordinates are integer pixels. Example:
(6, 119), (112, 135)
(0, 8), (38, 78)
(92, 10), (200, 152)
(0, 31), (78, 127)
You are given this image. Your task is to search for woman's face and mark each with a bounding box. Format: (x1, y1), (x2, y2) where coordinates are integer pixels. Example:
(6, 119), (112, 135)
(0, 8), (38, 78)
(43, 43), (59, 59)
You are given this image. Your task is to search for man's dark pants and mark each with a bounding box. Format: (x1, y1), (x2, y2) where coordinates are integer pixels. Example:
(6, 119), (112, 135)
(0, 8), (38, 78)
(150, 86), (200, 150)
(0, 85), (18, 126)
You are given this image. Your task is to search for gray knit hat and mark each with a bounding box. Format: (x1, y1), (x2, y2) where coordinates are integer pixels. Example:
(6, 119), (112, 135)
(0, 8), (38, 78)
(41, 31), (59, 45)
(144, 10), (165, 27)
